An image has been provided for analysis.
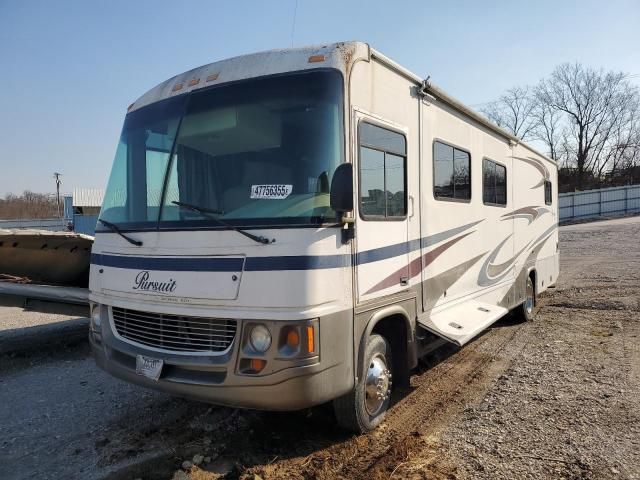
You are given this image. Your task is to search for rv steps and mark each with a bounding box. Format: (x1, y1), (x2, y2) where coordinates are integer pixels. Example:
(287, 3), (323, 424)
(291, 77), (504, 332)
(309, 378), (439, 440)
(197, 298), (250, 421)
(417, 300), (508, 346)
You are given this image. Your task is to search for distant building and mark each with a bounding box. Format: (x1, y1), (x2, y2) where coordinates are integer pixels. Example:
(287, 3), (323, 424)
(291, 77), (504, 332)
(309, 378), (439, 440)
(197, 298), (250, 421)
(63, 188), (105, 236)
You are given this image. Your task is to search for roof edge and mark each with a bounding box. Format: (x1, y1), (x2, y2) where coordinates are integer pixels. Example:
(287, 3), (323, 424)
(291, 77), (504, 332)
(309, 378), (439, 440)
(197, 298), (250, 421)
(369, 48), (556, 165)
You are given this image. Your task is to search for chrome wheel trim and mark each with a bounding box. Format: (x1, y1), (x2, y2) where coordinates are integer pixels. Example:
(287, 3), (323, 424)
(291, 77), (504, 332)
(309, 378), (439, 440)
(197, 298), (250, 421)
(364, 353), (392, 417)
(525, 277), (534, 315)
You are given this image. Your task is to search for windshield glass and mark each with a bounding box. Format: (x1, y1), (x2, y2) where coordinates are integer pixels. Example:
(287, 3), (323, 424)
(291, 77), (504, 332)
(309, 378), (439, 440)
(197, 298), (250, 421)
(99, 95), (186, 226)
(98, 69), (344, 230)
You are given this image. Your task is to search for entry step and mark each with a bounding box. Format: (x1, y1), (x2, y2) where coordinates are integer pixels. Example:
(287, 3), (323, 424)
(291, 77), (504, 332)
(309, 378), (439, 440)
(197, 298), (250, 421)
(417, 300), (508, 346)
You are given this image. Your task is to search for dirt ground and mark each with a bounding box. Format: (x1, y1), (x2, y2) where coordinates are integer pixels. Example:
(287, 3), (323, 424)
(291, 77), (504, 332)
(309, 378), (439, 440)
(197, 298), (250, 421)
(1, 216), (639, 480)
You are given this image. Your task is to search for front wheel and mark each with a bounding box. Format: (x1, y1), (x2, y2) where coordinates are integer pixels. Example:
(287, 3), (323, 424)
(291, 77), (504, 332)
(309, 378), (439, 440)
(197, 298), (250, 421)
(333, 334), (393, 433)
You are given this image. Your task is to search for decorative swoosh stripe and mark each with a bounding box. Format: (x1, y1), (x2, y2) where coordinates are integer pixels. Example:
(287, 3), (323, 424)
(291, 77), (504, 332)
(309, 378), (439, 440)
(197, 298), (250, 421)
(421, 220), (484, 248)
(478, 223), (558, 286)
(513, 156), (550, 189)
(478, 235), (533, 286)
(356, 219), (483, 265)
(424, 252), (487, 305)
(501, 206), (550, 225)
(498, 226), (557, 306)
(364, 231), (475, 295)
(486, 240), (534, 278)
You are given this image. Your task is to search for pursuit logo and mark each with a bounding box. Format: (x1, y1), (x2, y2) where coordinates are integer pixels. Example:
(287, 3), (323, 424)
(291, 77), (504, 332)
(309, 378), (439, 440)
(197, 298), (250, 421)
(132, 271), (177, 293)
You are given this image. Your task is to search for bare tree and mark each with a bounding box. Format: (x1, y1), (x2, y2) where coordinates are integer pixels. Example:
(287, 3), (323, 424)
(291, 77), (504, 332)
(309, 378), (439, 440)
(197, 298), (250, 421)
(531, 99), (562, 161)
(591, 93), (640, 178)
(536, 63), (639, 189)
(0, 191), (59, 220)
(481, 86), (537, 141)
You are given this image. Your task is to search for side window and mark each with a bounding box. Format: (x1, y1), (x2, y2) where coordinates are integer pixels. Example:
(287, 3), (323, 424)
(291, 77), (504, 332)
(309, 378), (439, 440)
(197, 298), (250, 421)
(483, 158), (507, 206)
(359, 122), (407, 219)
(433, 141), (471, 201)
(544, 180), (552, 205)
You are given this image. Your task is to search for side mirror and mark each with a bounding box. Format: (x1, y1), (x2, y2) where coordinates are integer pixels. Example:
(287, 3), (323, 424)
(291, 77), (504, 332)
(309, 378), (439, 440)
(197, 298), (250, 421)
(330, 163), (354, 214)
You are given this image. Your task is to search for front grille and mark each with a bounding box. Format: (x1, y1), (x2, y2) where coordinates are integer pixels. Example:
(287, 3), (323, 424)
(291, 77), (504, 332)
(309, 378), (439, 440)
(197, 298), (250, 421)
(112, 307), (237, 353)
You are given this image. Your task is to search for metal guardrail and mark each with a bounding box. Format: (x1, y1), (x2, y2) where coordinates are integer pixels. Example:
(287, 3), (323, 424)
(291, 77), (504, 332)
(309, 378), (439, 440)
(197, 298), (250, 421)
(559, 185), (640, 222)
(0, 218), (65, 231)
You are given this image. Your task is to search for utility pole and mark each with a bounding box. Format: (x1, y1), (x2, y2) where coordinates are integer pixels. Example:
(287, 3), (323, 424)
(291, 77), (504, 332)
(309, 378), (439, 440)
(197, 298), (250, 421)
(53, 172), (62, 218)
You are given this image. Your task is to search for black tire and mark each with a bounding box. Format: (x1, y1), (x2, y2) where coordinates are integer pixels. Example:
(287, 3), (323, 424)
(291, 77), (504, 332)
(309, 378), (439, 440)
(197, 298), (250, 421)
(519, 274), (536, 321)
(333, 334), (392, 433)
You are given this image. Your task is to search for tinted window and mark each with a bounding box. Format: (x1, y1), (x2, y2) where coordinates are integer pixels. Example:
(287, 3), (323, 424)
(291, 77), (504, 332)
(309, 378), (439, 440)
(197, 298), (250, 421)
(483, 160), (496, 204)
(496, 163), (507, 205)
(359, 123), (406, 219)
(483, 158), (507, 206)
(386, 154), (405, 216)
(434, 142), (454, 198)
(360, 122), (406, 155)
(433, 141), (471, 200)
(360, 148), (385, 216)
(454, 149), (471, 200)
(545, 180), (552, 205)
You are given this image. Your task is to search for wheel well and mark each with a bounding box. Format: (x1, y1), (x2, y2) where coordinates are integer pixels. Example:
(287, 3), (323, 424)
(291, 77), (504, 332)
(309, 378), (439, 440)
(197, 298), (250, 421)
(371, 314), (410, 389)
(529, 269), (537, 294)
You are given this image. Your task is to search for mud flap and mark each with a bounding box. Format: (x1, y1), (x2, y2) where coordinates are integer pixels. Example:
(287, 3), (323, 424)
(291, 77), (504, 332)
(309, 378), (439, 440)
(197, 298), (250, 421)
(417, 300), (508, 346)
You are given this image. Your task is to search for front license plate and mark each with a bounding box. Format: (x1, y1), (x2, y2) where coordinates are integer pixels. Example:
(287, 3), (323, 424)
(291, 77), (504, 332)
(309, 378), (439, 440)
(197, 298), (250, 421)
(135, 355), (163, 381)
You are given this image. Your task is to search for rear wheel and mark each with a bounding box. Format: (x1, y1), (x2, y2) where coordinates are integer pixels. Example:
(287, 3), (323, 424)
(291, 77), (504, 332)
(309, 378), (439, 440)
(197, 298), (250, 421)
(520, 275), (536, 321)
(333, 334), (392, 433)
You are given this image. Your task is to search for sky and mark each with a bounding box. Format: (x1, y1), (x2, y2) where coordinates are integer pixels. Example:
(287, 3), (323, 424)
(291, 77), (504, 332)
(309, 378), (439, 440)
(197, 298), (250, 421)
(1, 0), (639, 196)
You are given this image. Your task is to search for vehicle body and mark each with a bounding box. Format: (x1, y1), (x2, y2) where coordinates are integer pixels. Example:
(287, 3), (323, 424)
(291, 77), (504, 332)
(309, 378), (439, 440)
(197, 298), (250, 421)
(89, 42), (559, 431)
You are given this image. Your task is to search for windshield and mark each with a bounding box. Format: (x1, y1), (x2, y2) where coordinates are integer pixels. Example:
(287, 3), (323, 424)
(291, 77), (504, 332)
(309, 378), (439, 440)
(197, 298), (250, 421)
(98, 69), (344, 231)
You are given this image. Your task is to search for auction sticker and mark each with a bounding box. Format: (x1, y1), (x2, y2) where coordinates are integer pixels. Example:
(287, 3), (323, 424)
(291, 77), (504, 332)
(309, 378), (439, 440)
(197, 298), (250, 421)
(250, 184), (292, 199)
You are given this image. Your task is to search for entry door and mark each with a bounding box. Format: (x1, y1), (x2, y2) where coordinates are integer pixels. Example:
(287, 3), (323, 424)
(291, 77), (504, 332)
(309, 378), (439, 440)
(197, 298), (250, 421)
(354, 113), (410, 303)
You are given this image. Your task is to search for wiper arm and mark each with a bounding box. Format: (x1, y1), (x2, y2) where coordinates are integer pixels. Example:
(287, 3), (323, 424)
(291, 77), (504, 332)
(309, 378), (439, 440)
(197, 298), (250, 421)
(172, 201), (274, 245)
(97, 219), (143, 247)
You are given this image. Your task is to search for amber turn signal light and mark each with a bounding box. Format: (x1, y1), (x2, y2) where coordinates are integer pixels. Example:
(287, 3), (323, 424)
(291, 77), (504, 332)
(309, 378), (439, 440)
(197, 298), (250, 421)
(306, 326), (315, 353)
(250, 358), (266, 373)
(239, 357), (267, 374)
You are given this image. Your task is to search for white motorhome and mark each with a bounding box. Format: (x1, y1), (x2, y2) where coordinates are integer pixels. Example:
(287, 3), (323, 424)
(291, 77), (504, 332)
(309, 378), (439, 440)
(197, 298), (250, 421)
(89, 42), (559, 432)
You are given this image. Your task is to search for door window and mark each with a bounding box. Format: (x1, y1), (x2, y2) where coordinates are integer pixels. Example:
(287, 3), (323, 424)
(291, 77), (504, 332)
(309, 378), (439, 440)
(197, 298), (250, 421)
(358, 122), (407, 219)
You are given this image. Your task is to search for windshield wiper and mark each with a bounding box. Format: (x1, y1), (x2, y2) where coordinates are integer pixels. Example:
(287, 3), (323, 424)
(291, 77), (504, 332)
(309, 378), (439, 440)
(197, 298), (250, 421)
(172, 201), (274, 245)
(97, 219), (143, 247)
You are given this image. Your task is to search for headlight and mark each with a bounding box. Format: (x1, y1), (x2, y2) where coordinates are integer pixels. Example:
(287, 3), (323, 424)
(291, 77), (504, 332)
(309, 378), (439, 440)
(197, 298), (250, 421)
(90, 305), (101, 330)
(249, 324), (272, 353)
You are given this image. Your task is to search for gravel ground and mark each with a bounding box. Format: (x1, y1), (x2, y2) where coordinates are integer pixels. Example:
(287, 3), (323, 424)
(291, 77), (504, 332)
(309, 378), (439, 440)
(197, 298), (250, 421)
(389, 216), (640, 480)
(0, 216), (638, 480)
(0, 306), (80, 331)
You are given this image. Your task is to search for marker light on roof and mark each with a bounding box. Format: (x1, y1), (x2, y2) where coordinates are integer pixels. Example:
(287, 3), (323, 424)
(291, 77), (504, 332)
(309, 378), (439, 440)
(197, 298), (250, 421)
(206, 73), (219, 82)
(308, 54), (325, 63)
(172, 83), (183, 92)
(188, 78), (200, 86)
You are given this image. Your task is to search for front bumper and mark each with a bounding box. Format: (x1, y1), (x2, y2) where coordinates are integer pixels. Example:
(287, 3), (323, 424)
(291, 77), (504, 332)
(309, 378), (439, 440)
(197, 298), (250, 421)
(90, 306), (353, 411)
